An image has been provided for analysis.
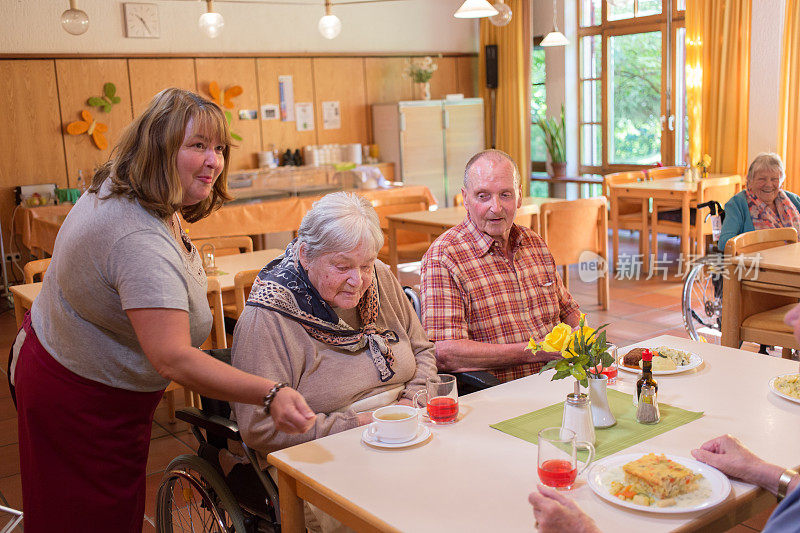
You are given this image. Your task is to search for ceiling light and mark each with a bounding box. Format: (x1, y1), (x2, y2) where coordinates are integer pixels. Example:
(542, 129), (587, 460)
(318, 0), (342, 39)
(61, 0), (89, 35)
(541, 0), (568, 47)
(454, 0), (499, 19)
(489, 0), (512, 26)
(199, 0), (224, 38)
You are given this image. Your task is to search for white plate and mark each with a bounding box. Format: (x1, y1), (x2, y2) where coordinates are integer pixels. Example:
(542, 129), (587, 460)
(587, 453), (731, 514)
(617, 347), (703, 375)
(361, 425), (431, 449)
(769, 373), (800, 404)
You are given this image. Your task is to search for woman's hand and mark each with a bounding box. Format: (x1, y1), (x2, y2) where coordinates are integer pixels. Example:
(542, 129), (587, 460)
(270, 388), (316, 434)
(691, 435), (782, 491)
(528, 485), (600, 533)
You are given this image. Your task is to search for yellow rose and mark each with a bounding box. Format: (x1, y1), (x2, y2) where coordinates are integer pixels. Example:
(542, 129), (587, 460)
(540, 322), (573, 353)
(702, 154), (712, 167)
(567, 325), (596, 354)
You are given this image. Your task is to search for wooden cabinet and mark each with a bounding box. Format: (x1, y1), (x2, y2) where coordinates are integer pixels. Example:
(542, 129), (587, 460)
(371, 99), (484, 207)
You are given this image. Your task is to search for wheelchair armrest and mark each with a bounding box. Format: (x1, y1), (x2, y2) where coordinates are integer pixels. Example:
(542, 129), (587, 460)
(176, 407), (242, 442)
(453, 371), (501, 394)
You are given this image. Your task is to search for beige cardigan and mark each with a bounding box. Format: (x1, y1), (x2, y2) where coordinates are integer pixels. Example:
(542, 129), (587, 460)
(231, 261), (437, 457)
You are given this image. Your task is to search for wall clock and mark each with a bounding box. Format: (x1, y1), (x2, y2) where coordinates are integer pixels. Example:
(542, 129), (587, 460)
(124, 3), (160, 39)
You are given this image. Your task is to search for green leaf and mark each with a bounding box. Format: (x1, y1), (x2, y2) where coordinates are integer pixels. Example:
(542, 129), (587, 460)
(579, 377), (589, 388)
(552, 369), (572, 380)
(540, 360), (559, 373)
(104, 82), (116, 98)
(231, 132), (243, 141)
(224, 110), (233, 123)
(87, 96), (104, 107)
(571, 366), (587, 381)
(111, 96), (121, 104)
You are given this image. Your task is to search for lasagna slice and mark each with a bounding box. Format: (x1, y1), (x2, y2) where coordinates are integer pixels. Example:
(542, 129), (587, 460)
(622, 453), (700, 499)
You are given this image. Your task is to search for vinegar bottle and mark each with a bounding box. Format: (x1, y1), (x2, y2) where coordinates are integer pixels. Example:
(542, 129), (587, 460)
(634, 349), (658, 407)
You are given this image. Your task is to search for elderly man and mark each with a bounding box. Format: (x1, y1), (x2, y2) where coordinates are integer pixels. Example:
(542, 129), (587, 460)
(420, 149), (581, 382)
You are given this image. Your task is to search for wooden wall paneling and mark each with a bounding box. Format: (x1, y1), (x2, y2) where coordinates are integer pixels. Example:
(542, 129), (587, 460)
(0, 60), (67, 263)
(429, 56), (459, 100)
(456, 56), (479, 98)
(128, 58), (197, 118)
(256, 58), (317, 155)
(365, 57), (414, 143)
(195, 58), (262, 170)
(56, 59), (133, 185)
(312, 58), (369, 146)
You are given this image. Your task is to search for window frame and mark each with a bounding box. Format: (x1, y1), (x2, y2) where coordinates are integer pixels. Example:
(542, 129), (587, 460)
(531, 35), (547, 173)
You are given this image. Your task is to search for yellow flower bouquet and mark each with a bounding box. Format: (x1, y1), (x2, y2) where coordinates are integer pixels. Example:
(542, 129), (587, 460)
(696, 154), (712, 178)
(527, 314), (614, 388)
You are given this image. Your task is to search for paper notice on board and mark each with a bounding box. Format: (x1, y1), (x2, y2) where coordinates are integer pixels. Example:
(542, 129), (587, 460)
(295, 102), (314, 132)
(278, 75), (295, 121)
(261, 104), (279, 120)
(322, 101), (341, 130)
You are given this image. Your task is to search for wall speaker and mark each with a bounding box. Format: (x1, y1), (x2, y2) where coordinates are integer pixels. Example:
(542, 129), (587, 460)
(485, 44), (498, 89)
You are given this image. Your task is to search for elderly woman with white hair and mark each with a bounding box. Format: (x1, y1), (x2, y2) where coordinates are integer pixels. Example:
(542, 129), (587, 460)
(718, 152), (800, 252)
(230, 191), (437, 458)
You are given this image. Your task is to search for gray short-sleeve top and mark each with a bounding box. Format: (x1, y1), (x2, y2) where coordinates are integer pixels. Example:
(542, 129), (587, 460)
(31, 179), (212, 392)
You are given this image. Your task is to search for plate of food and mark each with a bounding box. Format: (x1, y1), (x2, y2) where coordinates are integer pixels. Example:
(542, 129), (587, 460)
(587, 453), (731, 514)
(769, 374), (800, 404)
(618, 346), (703, 375)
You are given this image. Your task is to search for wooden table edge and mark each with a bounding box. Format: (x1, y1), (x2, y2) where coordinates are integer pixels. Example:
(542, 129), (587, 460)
(268, 453), (402, 533)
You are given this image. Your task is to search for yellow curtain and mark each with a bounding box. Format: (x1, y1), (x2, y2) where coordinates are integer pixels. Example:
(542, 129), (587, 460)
(685, 0), (751, 176)
(479, 0), (531, 194)
(779, 0), (800, 193)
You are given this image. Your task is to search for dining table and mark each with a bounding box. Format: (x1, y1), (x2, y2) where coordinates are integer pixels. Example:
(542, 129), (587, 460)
(384, 196), (559, 276)
(721, 241), (800, 349)
(7, 249), (283, 329)
(268, 334), (800, 532)
(608, 174), (742, 272)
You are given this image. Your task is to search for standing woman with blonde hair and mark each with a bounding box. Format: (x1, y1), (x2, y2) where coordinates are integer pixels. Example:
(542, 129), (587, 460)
(10, 88), (314, 532)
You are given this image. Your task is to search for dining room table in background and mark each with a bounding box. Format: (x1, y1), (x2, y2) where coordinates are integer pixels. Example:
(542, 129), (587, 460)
(268, 334), (800, 532)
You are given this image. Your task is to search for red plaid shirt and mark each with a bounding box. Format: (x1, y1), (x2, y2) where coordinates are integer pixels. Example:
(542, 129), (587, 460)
(420, 217), (581, 383)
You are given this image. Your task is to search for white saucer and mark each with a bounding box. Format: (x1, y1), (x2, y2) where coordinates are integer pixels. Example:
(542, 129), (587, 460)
(361, 425), (431, 448)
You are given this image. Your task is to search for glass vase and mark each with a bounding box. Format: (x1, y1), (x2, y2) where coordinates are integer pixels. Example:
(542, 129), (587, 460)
(415, 81), (431, 101)
(588, 375), (616, 428)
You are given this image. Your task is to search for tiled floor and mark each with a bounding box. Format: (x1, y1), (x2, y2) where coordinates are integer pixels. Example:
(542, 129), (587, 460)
(0, 232), (776, 531)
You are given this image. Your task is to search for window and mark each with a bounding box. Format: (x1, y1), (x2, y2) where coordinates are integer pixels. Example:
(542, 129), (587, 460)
(577, 0), (686, 175)
(531, 39), (547, 172)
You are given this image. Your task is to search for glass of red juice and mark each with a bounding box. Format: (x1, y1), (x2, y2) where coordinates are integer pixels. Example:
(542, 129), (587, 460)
(537, 427), (595, 490)
(413, 374), (459, 424)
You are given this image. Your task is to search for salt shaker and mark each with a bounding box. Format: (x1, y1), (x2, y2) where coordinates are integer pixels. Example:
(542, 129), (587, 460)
(562, 393), (596, 445)
(636, 384), (660, 424)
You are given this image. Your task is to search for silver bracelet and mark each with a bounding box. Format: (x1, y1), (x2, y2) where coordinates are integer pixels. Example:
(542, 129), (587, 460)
(777, 469), (798, 502)
(263, 382), (289, 415)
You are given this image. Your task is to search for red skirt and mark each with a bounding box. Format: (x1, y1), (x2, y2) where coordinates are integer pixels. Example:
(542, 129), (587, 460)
(14, 313), (164, 533)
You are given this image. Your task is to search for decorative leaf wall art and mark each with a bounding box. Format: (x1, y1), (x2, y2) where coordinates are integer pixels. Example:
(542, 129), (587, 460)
(66, 109), (108, 150)
(87, 82), (122, 113)
(207, 81), (244, 141)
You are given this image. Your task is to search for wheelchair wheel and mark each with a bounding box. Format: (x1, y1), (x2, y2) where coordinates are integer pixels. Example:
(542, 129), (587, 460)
(156, 454), (247, 533)
(682, 260), (723, 342)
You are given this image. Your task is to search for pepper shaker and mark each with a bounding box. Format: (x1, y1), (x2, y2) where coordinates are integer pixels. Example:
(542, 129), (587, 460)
(636, 384), (660, 424)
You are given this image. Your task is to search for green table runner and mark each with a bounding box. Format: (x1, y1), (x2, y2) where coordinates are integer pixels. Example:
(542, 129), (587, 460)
(490, 389), (703, 461)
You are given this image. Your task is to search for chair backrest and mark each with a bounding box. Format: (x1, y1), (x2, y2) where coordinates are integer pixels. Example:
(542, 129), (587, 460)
(23, 258), (51, 284)
(453, 193), (464, 207)
(203, 276), (228, 350)
(647, 166), (685, 180)
(603, 171), (647, 217)
(234, 268), (260, 319)
(540, 197), (608, 266)
(724, 227), (799, 256)
(695, 176), (742, 229)
(371, 194), (432, 227)
(193, 236), (254, 257)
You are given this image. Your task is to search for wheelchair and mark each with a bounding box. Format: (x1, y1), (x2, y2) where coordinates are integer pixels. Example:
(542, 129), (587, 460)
(155, 349), (280, 533)
(680, 201), (726, 343)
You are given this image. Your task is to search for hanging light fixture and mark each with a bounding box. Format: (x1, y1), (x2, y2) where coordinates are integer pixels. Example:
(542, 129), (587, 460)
(318, 0), (342, 39)
(540, 0), (568, 46)
(454, 0), (499, 19)
(61, 0), (89, 35)
(199, 0), (224, 38)
(489, 0), (512, 26)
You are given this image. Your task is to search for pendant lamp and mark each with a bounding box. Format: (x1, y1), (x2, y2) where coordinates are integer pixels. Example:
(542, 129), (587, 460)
(199, 0), (224, 38)
(454, 0), (499, 19)
(541, 0), (568, 47)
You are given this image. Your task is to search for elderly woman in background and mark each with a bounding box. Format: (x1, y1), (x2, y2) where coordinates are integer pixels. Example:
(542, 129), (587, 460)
(718, 152), (800, 252)
(231, 192), (437, 453)
(11, 88), (313, 533)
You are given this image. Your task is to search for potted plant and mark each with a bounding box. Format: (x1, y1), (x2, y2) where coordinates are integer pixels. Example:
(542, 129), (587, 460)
(536, 105), (566, 178)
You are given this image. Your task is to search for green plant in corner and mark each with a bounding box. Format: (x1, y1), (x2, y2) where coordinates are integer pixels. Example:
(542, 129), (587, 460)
(536, 104), (566, 165)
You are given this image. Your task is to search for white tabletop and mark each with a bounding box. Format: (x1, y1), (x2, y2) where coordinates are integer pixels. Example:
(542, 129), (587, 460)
(269, 335), (800, 532)
(212, 249), (282, 291)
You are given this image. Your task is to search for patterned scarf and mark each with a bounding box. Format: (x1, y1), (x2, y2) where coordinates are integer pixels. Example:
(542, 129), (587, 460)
(746, 189), (800, 235)
(246, 240), (397, 382)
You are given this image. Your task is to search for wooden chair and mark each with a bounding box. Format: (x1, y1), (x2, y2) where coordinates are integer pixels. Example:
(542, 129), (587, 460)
(164, 276), (228, 419)
(372, 193), (433, 265)
(23, 258), (51, 283)
(453, 193), (464, 206)
(723, 228), (799, 357)
(232, 268), (260, 320)
(193, 235), (253, 257)
(539, 197), (610, 309)
(646, 166), (686, 180)
(650, 175), (741, 259)
(604, 171), (649, 269)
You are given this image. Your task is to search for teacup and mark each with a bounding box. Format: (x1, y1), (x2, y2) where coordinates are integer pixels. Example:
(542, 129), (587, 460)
(368, 405), (419, 443)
